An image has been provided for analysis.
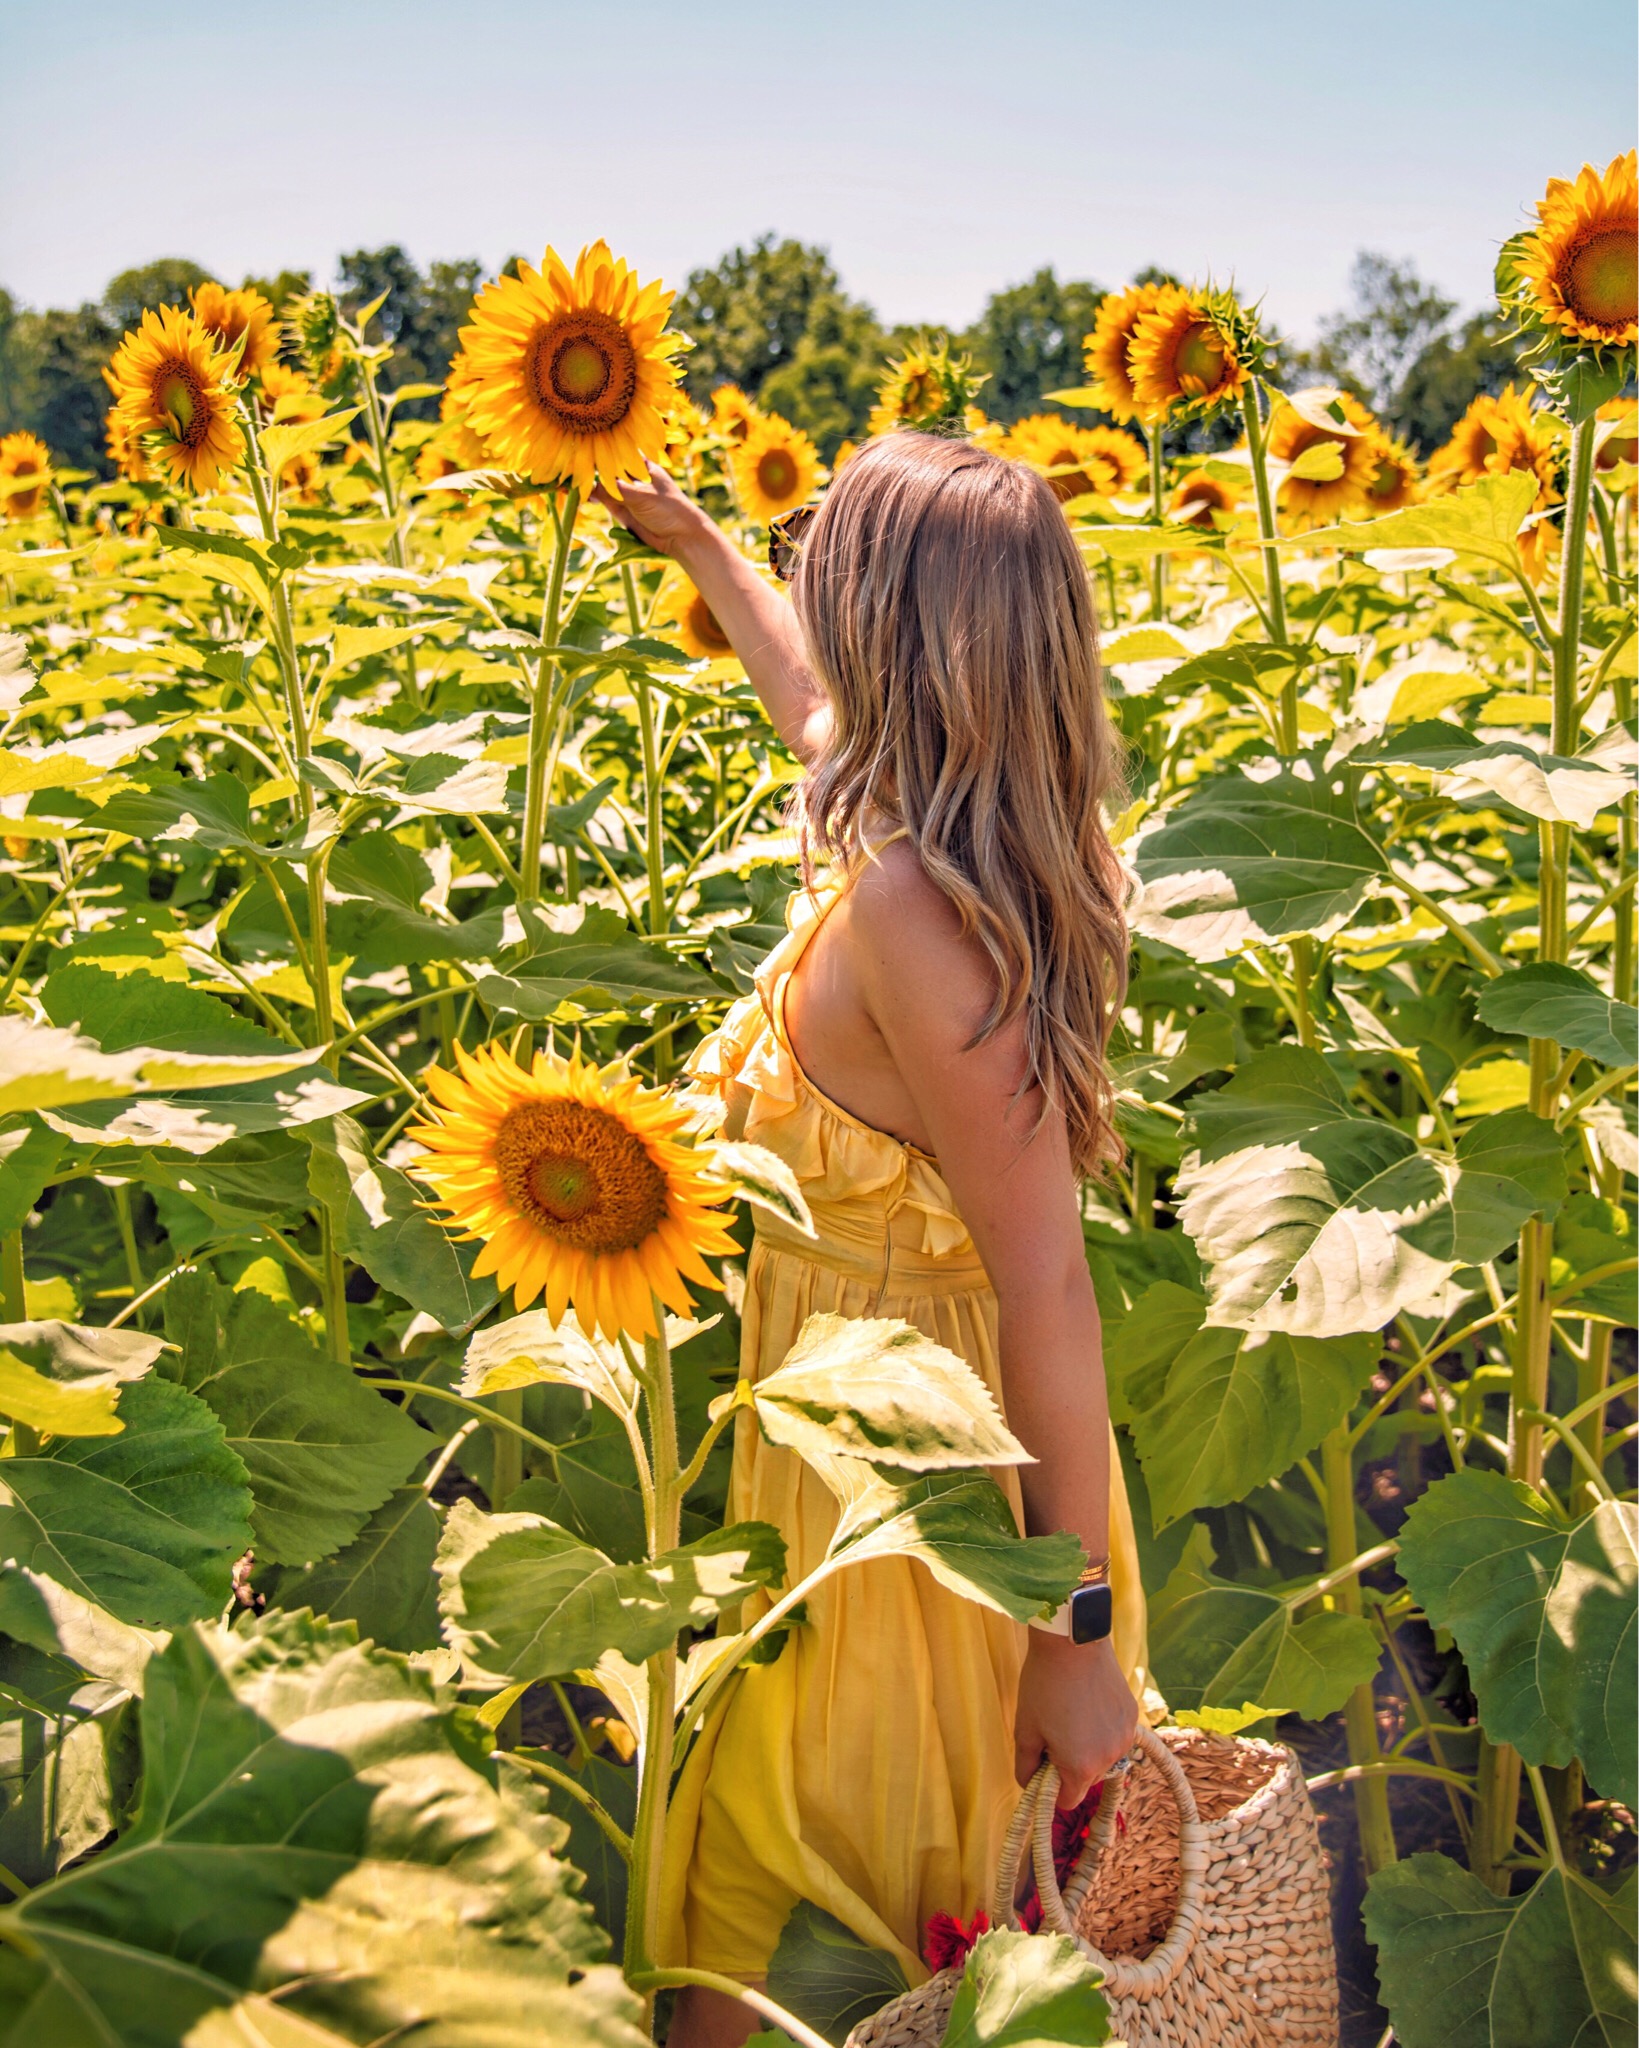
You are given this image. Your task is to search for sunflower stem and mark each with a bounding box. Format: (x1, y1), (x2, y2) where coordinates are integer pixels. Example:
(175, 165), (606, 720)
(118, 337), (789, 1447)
(520, 487), (581, 907)
(354, 352), (421, 710)
(1240, 376), (1292, 698)
(1147, 421), (1166, 619)
(626, 1299), (680, 1984)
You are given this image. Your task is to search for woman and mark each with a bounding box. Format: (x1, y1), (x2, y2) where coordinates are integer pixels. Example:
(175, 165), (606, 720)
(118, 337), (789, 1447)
(598, 432), (1150, 2047)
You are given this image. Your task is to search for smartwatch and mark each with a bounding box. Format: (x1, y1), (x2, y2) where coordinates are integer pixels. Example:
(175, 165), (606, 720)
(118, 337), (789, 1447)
(1029, 1561), (1114, 1645)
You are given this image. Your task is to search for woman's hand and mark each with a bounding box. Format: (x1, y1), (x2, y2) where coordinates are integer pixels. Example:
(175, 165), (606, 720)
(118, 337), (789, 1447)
(592, 459), (715, 561)
(1014, 1633), (1139, 1809)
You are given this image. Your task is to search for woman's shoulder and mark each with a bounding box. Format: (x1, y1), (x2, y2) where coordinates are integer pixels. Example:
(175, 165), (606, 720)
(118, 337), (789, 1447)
(843, 838), (994, 1013)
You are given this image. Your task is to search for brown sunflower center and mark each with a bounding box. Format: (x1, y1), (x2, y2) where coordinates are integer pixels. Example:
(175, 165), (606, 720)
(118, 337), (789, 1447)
(689, 593), (732, 653)
(1175, 478), (1223, 525)
(1367, 458), (1402, 500)
(492, 1099), (667, 1252)
(156, 363), (208, 447)
(756, 448), (799, 500)
(1565, 228), (1637, 328)
(529, 312), (639, 433)
(1174, 322), (1226, 394)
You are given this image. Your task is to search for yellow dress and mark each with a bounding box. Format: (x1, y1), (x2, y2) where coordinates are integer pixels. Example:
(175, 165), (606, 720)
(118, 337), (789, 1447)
(659, 874), (1151, 1985)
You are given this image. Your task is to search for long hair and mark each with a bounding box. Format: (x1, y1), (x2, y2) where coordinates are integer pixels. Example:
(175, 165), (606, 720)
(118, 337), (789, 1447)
(791, 430), (1129, 1177)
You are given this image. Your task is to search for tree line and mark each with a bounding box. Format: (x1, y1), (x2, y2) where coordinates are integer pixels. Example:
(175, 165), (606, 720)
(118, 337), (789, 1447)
(0, 235), (1522, 475)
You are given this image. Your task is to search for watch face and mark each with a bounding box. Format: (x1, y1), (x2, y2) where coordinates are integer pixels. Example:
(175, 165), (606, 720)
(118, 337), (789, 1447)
(1069, 1581), (1114, 1645)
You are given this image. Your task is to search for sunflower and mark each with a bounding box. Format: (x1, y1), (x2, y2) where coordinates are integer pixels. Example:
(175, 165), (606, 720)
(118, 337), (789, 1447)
(1594, 395), (1638, 472)
(106, 306), (245, 492)
(0, 433), (51, 520)
(1361, 432), (1421, 514)
(1266, 390), (1379, 526)
(458, 242), (684, 494)
(104, 407), (153, 485)
(280, 448), (325, 506)
(1078, 425), (1147, 491)
(1128, 289), (1246, 418)
(1517, 151), (1637, 350)
(192, 281), (280, 379)
(1169, 471), (1239, 528)
(260, 360), (324, 423)
(731, 411), (820, 523)
(655, 569), (736, 660)
(1003, 415), (1119, 502)
(408, 1041), (738, 1341)
(868, 350), (949, 434)
(711, 385), (760, 443)
(1082, 283), (1168, 423)
(1429, 390), (1513, 487)
(962, 408), (1007, 457)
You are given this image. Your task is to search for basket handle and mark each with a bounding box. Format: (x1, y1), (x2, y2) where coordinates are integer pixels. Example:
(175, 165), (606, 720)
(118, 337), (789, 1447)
(989, 1724), (1208, 2000)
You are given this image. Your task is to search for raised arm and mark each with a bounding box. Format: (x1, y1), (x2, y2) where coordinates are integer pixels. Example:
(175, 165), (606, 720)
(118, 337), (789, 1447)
(844, 847), (1139, 1804)
(594, 462), (832, 762)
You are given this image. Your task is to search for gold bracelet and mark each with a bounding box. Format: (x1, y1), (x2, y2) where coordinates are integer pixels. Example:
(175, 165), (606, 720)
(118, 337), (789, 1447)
(1078, 1559), (1111, 1586)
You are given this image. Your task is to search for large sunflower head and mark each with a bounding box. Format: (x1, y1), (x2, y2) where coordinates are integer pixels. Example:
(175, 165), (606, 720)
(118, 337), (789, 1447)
(1169, 470), (1239, 528)
(1515, 152), (1637, 352)
(655, 569), (737, 661)
(192, 281), (280, 379)
(711, 385), (760, 444)
(1361, 431), (1422, 514)
(457, 242), (685, 494)
(0, 432), (51, 520)
(1002, 414), (1119, 502)
(1128, 288), (1247, 420)
(866, 337), (985, 437)
(105, 305), (245, 493)
(730, 411), (820, 523)
(1266, 389), (1380, 526)
(408, 1041), (737, 1341)
(1082, 283), (1168, 423)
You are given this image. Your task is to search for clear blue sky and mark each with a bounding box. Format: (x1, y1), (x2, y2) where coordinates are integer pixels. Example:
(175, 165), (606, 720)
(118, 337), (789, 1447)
(2, 0), (1632, 338)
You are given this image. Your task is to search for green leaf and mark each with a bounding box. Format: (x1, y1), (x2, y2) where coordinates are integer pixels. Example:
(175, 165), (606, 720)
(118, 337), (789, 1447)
(477, 905), (719, 1018)
(1129, 769), (1387, 961)
(327, 835), (504, 967)
(259, 1487), (443, 1651)
(941, 1928), (1114, 2047)
(1365, 1854), (1637, 2048)
(40, 959), (292, 1062)
(93, 772), (258, 853)
(829, 1471), (1082, 1624)
(1116, 1284), (1379, 1526)
(0, 1564), (161, 1697)
(765, 1902), (911, 2046)
(709, 1138), (816, 1237)
(1396, 1470), (1636, 1805)
(530, 1750), (636, 1959)
(0, 1610), (648, 2047)
(0, 1125), (64, 1235)
(1148, 1526), (1380, 1720)
(1291, 470), (1539, 570)
(1178, 1049), (1566, 1336)
(163, 1269), (432, 1567)
(0, 1376), (252, 1627)
(0, 1706), (119, 1889)
(307, 1115), (497, 1330)
(461, 1309), (639, 1414)
(43, 1068), (369, 1155)
(260, 407), (361, 475)
(0, 1320), (162, 1438)
(747, 1312), (1031, 1473)
(1367, 721), (1634, 829)
(435, 1500), (788, 1686)
(1475, 963), (1638, 1068)
(0, 1015), (149, 1116)
(1076, 521), (1223, 562)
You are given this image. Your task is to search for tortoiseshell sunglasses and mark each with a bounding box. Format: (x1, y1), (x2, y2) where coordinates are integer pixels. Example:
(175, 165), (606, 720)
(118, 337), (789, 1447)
(767, 504), (818, 581)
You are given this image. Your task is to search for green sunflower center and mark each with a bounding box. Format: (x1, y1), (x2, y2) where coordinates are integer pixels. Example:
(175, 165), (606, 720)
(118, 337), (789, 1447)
(157, 365), (207, 446)
(1567, 228), (1637, 329)
(756, 449), (798, 500)
(530, 311), (639, 434)
(493, 1098), (667, 1252)
(1174, 322), (1226, 395)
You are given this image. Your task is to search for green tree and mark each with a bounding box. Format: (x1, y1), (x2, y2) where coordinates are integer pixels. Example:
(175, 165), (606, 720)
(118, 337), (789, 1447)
(242, 269), (313, 314)
(1394, 310), (1523, 452)
(961, 267), (1107, 424)
(757, 290), (885, 455)
(101, 259), (210, 334)
(337, 246), (485, 410)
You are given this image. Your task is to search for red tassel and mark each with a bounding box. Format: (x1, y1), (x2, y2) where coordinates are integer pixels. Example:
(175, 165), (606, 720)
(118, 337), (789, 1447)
(923, 1906), (990, 1972)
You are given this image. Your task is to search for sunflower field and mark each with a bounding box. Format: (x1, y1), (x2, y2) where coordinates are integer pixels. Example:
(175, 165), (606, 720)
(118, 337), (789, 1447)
(0, 152), (1632, 2048)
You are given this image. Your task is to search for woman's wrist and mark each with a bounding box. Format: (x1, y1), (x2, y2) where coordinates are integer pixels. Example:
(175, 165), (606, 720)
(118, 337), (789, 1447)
(669, 504), (732, 574)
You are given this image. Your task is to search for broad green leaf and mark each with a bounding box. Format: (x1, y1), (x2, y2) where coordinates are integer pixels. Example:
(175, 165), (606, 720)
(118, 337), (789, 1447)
(41, 959), (293, 1063)
(1291, 470), (1538, 569)
(828, 1471), (1081, 1623)
(477, 905), (720, 1017)
(748, 1312), (1030, 1473)
(1171, 1702), (1291, 1736)
(530, 1750), (637, 1958)
(1365, 1854), (1637, 2048)
(320, 620), (422, 678)
(1397, 1470), (1636, 1805)
(307, 1115), (497, 1330)
(1148, 1527), (1380, 1720)
(93, 772), (259, 853)
(0, 1611), (648, 2047)
(0, 1318), (161, 1439)
(259, 1488), (443, 1652)
(327, 835), (504, 967)
(1368, 720), (1634, 829)
(709, 1138), (816, 1237)
(0, 1564), (161, 1697)
(0, 1376), (251, 1627)
(941, 1928), (1114, 2048)
(1475, 962), (1638, 1068)
(1129, 769), (1387, 961)
(163, 1269), (432, 1566)
(765, 1902), (911, 2046)
(462, 1309), (638, 1414)
(435, 1499), (787, 1686)
(1178, 1050), (1566, 1336)
(43, 1068), (369, 1154)
(1099, 625), (1196, 665)
(508, 1425), (651, 1565)
(260, 406), (361, 474)
(0, 1708), (118, 1890)
(0, 1124), (64, 1234)
(0, 1015), (148, 1115)
(1116, 1284), (1379, 1525)
(1076, 521), (1222, 561)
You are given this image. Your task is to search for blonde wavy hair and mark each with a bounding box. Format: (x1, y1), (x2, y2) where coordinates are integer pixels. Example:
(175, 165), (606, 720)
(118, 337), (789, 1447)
(791, 430), (1129, 1176)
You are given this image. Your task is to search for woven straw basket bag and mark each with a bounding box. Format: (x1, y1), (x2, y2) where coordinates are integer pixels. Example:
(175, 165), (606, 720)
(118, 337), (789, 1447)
(844, 1725), (1338, 2048)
